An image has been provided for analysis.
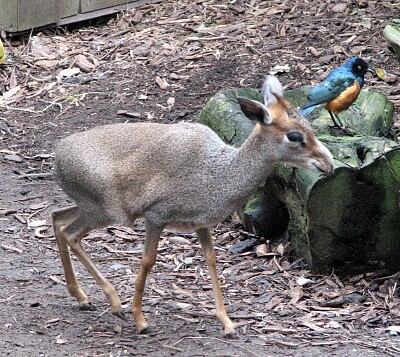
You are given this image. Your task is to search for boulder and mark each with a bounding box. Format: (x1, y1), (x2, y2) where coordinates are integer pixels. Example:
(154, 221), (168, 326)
(384, 19), (400, 62)
(199, 86), (400, 275)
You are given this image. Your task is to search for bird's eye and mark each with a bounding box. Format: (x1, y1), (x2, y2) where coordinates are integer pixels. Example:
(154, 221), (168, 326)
(287, 132), (304, 143)
(358, 65), (362, 70)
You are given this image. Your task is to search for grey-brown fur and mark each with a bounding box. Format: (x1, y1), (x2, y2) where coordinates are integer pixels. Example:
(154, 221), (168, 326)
(52, 76), (334, 335)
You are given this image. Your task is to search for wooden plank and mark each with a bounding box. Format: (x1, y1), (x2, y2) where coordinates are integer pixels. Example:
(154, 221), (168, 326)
(1, 0), (161, 33)
(59, 0), (80, 18)
(81, 0), (134, 13)
(17, 0), (59, 31)
(0, 0), (18, 32)
(58, 0), (162, 26)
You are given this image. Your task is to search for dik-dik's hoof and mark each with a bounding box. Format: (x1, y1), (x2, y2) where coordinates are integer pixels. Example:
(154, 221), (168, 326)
(112, 310), (129, 321)
(223, 323), (236, 338)
(137, 325), (150, 334)
(79, 302), (96, 311)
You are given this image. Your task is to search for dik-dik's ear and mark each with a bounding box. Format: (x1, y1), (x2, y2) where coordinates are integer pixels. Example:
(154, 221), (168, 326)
(237, 97), (272, 125)
(261, 75), (284, 108)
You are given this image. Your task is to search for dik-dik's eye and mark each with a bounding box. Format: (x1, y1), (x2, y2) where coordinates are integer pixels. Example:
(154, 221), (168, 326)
(286, 131), (304, 144)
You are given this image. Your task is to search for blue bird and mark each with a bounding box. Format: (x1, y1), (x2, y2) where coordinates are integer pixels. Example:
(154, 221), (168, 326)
(300, 57), (374, 128)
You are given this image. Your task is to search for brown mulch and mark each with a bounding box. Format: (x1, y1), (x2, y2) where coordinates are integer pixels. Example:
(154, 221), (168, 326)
(1, 1), (400, 356)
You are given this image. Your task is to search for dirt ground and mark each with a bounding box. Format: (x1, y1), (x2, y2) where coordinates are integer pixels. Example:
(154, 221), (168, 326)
(1, 1), (400, 356)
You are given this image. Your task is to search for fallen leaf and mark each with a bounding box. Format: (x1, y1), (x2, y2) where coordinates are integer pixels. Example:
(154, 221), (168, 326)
(137, 94), (148, 100)
(156, 76), (169, 89)
(2, 85), (21, 100)
(35, 59), (59, 69)
(256, 243), (269, 257)
(168, 236), (190, 245)
(74, 54), (96, 73)
(9, 68), (18, 88)
(167, 97), (175, 108)
(29, 202), (48, 210)
(117, 110), (142, 118)
(131, 45), (150, 57)
(1, 244), (23, 254)
(57, 68), (80, 79)
(332, 3), (347, 13)
(386, 325), (400, 333)
(308, 46), (320, 57)
(28, 219), (47, 228)
(289, 286), (303, 304)
(269, 64), (290, 75)
(296, 277), (312, 286)
(35, 227), (51, 239)
(3, 154), (23, 162)
(375, 68), (397, 83)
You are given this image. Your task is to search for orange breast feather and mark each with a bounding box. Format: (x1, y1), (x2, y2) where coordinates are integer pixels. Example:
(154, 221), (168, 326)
(326, 80), (361, 114)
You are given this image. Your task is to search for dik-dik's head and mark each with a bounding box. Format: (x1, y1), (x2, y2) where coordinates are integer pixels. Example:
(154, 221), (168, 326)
(238, 76), (334, 175)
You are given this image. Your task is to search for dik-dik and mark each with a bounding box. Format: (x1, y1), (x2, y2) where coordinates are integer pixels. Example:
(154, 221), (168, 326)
(52, 76), (334, 335)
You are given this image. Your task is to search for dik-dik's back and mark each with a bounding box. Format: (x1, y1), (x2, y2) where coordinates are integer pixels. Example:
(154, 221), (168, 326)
(55, 121), (246, 229)
(52, 76), (334, 336)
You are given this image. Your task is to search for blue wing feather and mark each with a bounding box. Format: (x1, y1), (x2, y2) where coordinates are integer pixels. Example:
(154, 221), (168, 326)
(300, 67), (356, 114)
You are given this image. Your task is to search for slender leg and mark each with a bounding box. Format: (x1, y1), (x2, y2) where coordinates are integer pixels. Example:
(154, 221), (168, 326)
(329, 111), (343, 128)
(52, 207), (92, 309)
(54, 208), (125, 318)
(131, 221), (163, 333)
(196, 227), (235, 335)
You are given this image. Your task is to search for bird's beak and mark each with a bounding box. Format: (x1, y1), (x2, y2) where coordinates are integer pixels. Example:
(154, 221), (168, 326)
(367, 68), (375, 75)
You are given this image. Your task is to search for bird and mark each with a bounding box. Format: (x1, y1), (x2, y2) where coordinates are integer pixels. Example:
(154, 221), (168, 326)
(300, 57), (374, 128)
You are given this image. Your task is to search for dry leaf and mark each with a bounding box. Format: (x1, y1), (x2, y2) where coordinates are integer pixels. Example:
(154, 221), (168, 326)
(57, 68), (80, 78)
(332, 3), (347, 13)
(2, 85), (21, 100)
(375, 68), (397, 83)
(297, 277), (312, 286)
(35, 59), (58, 69)
(289, 286), (303, 304)
(28, 219), (47, 228)
(74, 54), (96, 73)
(269, 64), (290, 75)
(308, 46), (320, 57)
(168, 236), (190, 245)
(167, 97), (175, 108)
(385, 325), (400, 333)
(256, 243), (268, 257)
(156, 76), (169, 89)
(9, 68), (18, 88)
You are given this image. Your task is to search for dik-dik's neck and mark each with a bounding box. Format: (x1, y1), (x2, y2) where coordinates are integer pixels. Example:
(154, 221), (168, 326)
(228, 124), (278, 194)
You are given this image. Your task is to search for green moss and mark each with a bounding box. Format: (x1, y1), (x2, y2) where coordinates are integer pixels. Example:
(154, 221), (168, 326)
(199, 85), (400, 274)
(199, 88), (261, 147)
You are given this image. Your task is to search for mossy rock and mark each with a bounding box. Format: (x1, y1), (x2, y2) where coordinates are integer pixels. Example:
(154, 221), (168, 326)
(285, 87), (395, 138)
(384, 19), (400, 62)
(199, 86), (400, 275)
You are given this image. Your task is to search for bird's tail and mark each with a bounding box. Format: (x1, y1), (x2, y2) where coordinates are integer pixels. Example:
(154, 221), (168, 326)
(299, 105), (317, 117)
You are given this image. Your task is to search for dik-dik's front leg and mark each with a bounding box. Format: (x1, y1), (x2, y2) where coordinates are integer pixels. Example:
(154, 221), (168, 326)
(196, 227), (235, 335)
(131, 221), (163, 333)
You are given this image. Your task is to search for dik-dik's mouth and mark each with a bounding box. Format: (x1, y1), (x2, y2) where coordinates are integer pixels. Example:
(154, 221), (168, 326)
(312, 162), (334, 175)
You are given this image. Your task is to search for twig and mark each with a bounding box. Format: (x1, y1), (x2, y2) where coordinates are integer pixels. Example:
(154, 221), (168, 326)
(18, 172), (53, 179)
(373, 271), (400, 282)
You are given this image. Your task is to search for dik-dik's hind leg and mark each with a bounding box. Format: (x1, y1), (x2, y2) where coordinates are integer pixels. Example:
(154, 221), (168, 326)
(53, 207), (124, 319)
(196, 227), (235, 335)
(52, 207), (92, 310)
(132, 221), (163, 333)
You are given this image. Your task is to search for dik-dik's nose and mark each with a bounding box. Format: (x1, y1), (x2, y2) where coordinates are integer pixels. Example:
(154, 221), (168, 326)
(316, 144), (335, 175)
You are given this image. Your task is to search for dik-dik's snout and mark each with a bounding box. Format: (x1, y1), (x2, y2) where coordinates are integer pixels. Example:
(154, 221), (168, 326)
(310, 141), (335, 175)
